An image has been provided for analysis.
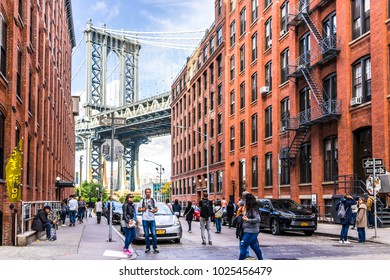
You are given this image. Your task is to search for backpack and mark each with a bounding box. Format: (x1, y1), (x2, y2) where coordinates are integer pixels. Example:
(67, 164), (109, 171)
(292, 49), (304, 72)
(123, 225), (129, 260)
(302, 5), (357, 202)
(338, 202), (346, 219)
(141, 197), (156, 209)
(200, 199), (211, 219)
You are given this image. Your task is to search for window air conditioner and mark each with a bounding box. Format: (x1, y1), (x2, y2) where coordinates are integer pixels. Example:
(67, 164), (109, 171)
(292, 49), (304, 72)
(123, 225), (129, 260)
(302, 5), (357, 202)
(260, 86), (270, 95)
(268, 40), (272, 47)
(350, 97), (362, 106)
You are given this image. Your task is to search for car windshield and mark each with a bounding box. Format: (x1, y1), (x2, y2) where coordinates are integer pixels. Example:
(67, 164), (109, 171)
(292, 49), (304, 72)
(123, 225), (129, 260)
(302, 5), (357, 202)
(271, 199), (302, 210)
(136, 203), (173, 216)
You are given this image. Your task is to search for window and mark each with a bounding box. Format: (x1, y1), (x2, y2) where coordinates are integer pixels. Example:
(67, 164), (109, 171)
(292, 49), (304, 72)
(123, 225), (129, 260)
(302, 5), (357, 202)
(299, 32), (311, 66)
(251, 156), (258, 188)
(0, 112), (4, 179)
(204, 124), (207, 141)
(204, 148), (207, 167)
(265, 153), (273, 186)
(280, 48), (289, 84)
(30, 7), (34, 45)
(300, 142), (312, 183)
(218, 0), (222, 16)
(230, 90), (235, 115)
(240, 8), (246, 36)
(230, 126), (235, 151)
(204, 97), (207, 115)
(280, 1), (289, 34)
(210, 91), (215, 110)
(217, 55), (222, 77)
(252, 0), (258, 23)
(218, 142), (222, 162)
(239, 160), (246, 190)
(251, 72), (258, 102)
(281, 97), (290, 129)
(230, 55), (235, 80)
(209, 37), (215, 54)
(251, 32), (258, 62)
(265, 0), (272, 8)
(210, 118), (214, 138)
(240, 120), (245, 147)
(251, 113), (258, 143)
(322, 73), (337, 111)
(281, 160), (290, 185)
(300, 87), (311, 123)
(265, 18), (272, 49)
(28, 72), (33, 114)
(240, 44), (245, 72)
(209, 173), (214, 193)
(198, 127), (201, 144)
(230, 0), (235, 13)
(198, 151), (201, 168)
(18, 0), (23, 19)
(203, 46), (208, 62)
(218, 84), (222, 105)
(218, 113), (222, 134)
(323, 12), (337, 51)
(265, 106), (272, 138)
(265, 61), (272, 90)
(0, 15), (7, 77)
(217, 170), (223, 192)
(352, 0), (370, 39)
(352, 56), (371, 103)
(210, 64), (214, 85)
(239, 82), (245, 109)
(17, 48), (22, 99)
(230, 20), (236, 47)
(324, 136), (338, 182)
(217, 26), (223, 46)
(299, 0), (310, 13)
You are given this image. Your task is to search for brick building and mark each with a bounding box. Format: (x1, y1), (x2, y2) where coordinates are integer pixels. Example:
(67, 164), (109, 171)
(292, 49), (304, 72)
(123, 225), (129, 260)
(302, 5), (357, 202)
(0, 0), (76, 245)
(173, 0), (390, 214)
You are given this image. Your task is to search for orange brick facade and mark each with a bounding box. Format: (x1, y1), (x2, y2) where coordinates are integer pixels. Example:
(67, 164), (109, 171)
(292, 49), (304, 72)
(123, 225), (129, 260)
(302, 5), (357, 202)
(0, 0), (75, 245)
(173, 0), (390, 212)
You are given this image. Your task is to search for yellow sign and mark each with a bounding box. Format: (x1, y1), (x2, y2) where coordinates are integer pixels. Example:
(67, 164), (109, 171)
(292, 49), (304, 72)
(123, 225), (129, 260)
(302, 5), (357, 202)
(5, 139), (23, 202)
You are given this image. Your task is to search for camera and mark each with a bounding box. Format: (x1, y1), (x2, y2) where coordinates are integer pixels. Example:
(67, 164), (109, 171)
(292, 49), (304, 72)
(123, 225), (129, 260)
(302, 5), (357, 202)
(148, 205), (153, 210)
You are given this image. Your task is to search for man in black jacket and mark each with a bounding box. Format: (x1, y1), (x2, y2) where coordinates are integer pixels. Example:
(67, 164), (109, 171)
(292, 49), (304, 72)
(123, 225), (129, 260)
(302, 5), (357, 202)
(32, 205), (57, 240)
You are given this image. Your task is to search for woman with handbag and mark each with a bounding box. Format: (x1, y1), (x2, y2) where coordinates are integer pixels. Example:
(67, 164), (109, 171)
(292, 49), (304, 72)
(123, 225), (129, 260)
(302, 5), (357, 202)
(122, 194), (136, 256)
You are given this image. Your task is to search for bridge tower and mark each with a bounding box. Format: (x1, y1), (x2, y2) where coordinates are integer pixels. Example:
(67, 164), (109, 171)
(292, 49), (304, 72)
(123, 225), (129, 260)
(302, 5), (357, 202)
(82, 20), (143, 192)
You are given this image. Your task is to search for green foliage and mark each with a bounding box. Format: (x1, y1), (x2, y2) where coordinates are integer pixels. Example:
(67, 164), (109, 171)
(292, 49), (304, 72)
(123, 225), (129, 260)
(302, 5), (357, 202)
(79, 181), (107, 202)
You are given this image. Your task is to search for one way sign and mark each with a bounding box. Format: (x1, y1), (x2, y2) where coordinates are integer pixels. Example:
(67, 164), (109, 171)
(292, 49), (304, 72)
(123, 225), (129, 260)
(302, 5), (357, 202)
(363, 158), (383, 168)
(365, 166), (387, 175)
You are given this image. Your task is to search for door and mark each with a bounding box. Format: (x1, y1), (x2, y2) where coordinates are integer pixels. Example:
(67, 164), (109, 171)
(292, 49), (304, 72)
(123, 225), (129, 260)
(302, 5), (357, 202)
(353, 127), (372, 182)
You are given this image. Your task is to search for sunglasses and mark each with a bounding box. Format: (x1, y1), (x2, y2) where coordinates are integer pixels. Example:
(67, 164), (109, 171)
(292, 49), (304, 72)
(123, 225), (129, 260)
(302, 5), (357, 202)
(129, 196), (134, 198)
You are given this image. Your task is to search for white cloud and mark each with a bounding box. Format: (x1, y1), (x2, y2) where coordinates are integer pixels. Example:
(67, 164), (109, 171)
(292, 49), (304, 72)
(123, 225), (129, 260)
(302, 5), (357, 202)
(91, 0), (120, 21)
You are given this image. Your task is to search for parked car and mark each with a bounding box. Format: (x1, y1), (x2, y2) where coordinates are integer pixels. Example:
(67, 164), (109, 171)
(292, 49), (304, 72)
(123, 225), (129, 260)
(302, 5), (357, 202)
(104, 201), (123, 225)
(122, 202), (182, 243)
(193, 206), (200, 221)
(257, 198), (317, 236)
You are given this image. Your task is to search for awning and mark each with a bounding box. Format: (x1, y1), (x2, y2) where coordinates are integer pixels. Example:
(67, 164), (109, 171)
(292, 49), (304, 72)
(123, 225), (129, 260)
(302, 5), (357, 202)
(56, 181), (75, 188)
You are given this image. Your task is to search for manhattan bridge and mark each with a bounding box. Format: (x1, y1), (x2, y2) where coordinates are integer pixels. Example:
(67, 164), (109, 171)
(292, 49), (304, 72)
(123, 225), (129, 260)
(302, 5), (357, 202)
(73, 20), (205, 194)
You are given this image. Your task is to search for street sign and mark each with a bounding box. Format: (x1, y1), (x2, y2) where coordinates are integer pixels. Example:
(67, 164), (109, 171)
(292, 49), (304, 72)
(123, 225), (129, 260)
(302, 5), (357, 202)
(101, 140), (124, 161)
(99, 116), (126, 126)
(363, 158), (383, 168)
(365, 166), (387, 175)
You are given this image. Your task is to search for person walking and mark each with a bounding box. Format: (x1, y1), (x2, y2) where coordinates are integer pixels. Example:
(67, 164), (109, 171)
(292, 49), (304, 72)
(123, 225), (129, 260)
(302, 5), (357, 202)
(77, 196), (87, 223)
(87, 199), (95, 218)
(213, 199), (223, 234)
(367, 195), (375, 228)
(226, 201), (235, 228)
(60, 199), (69, 226)
(68, 195), (78, 227)
(122, 194), (136, 256)
(199, 192), (212, 245)
(106, 196), (115, 225)
(336, 194), (357, 244)
(165, 198), (173, 212)
(172, 199), (182, 218)
(356, 197), (368, 243)
(138, 188), (159, 253)
(183, 201), (195, 233)
(95, 198), (103, 224)
(238, 194), (263, 260)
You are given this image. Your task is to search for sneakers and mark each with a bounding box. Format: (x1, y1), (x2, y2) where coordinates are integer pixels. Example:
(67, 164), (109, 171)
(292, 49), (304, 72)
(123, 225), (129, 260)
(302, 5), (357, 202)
(188, 230), (192, 233)
(344, 240), (351, 244)
(124, 250), (132, 256)
(154, 248), (159, 254)
(122, 247), (126, 252)
(202, 241), (206, 245)
(338, 240), (344, 244)
(145, 248), (151, 253)
(209, 241), (212, 245)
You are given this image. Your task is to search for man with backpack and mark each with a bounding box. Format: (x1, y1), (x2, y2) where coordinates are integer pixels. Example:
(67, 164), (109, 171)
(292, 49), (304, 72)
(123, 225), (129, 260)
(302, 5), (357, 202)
(336, 194), (357, 244)
(199, 192), (213, 245)
(138, 188), (159, 253)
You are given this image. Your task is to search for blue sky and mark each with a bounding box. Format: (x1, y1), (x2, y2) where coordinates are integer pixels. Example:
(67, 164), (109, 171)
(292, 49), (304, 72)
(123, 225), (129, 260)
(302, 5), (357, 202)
(71, 0), (214, 182)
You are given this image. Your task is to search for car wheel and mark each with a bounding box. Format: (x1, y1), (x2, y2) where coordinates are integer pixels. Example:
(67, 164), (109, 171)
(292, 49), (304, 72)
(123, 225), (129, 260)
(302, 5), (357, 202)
(304, 231), (314, 236)
(270, 219), (281, 235)
(174, 238), (181, 243)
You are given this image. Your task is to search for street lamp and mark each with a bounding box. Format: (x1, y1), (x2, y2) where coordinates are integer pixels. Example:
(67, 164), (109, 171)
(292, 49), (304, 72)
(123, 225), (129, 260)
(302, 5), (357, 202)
(144, 159), (164, 202)
(174, 125), (209, 196)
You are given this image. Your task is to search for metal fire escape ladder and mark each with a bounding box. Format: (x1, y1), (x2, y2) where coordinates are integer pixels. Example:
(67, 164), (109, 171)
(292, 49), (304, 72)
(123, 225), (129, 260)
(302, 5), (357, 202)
(301, 12), (322, 44)
(300, 66), (323, 106)
(281, 125), (310, 165)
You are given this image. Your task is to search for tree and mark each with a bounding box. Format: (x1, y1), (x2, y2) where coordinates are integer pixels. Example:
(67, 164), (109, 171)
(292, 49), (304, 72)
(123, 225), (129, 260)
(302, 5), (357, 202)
(80, 181), (108, 202)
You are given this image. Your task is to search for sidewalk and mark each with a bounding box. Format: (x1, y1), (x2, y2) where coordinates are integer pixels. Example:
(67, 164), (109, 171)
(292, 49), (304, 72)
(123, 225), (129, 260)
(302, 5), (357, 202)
(0, 217), (389, 260)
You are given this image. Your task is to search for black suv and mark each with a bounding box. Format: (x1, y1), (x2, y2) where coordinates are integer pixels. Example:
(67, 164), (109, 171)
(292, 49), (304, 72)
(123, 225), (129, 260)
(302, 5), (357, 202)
(257, 198), (317, 236)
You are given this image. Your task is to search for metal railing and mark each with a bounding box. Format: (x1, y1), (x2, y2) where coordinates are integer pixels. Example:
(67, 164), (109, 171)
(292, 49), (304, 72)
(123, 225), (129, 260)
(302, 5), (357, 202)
(21, 201), (61, 234)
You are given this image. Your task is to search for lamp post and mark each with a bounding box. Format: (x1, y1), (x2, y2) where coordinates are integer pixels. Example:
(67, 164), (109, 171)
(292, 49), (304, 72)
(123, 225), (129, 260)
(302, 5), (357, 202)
(144, 159), (164, 202)
(79, 155), (83, 187)
(174, 125), (209, 196)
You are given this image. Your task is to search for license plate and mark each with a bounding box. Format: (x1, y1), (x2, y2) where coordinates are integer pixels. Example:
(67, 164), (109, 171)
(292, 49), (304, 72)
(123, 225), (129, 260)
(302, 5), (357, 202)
(300, 222), (309, 227)
(156, 229), (166, 235)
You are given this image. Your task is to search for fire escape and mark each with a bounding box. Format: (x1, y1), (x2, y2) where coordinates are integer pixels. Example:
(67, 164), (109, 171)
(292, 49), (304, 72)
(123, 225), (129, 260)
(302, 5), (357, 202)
(280, 0), (341, 164)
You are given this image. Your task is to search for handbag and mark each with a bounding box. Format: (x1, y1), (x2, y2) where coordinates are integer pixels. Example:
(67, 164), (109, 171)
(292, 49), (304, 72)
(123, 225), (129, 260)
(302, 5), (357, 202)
(127, 219), (136, 228)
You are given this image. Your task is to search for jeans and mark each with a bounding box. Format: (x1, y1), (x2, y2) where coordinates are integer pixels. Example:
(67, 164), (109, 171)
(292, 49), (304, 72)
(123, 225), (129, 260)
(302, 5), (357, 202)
(239, 232), (263, 260)
(215, 217), (222, 233)
(43, 222), (52, 238)
(142, 220), (157, 249)
(351, 213), (357, 227)
(340, 223), (349, 241)
(69, 210), (77, 224)
(187, 220), (192, 231)
(357, 228), (366, 242)
(60, 211), (67, 225)
(78, 208), (86, 221)
(200, 217), (212, 243)
(368, 211), (375, 227)
(88, 208), (93, 217)
(123, 227), (136, 250)
(96, 212), (102, 223)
